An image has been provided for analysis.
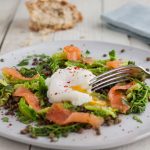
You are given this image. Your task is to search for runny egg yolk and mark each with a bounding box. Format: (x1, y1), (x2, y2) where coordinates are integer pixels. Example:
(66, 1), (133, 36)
(71, 85), (88, 93)
(88, 100), (107, 107)
(71, 85), (108, 107)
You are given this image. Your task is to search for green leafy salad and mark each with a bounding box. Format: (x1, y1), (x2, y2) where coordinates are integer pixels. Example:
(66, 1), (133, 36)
(0, 45), (150, 141)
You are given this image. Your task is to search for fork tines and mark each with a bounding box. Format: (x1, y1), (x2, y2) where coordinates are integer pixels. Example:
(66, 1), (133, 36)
(90, 65), (137, 91)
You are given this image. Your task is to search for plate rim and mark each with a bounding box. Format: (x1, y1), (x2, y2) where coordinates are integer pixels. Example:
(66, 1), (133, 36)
(0, 40), (150, 149)
(0, 40), (150, 57)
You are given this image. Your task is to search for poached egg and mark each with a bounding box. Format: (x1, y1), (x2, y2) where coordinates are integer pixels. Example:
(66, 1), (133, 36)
(46, 67), (96, 106)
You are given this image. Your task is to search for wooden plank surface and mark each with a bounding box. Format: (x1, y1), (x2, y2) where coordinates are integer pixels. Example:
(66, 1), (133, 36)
(54, 0), (102, 41)
(0, 1), (29, 150)
(0, 0), (150, 150)
(0, 0), (19, 48)
(1, 1), (55, 54)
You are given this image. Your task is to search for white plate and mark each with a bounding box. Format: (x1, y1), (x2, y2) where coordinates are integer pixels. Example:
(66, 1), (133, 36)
(0, 41), (150, 150)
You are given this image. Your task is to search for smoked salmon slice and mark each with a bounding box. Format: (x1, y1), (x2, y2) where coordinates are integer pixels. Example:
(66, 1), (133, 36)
(108, 82), (134, 113)
(64, 45), (81, 61)
(106, 60), (122, 69)
(2, 67), (39, 80)
(46, 103), (104, 129)
(13, 87), (41, 111)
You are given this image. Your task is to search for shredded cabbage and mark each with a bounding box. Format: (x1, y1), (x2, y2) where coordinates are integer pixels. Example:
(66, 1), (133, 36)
(84, 105), (118, 118)
(0, 79), (14, 106)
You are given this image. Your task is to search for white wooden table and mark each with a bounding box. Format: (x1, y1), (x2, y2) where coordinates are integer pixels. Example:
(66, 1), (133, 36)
(0, 0), (150, 149)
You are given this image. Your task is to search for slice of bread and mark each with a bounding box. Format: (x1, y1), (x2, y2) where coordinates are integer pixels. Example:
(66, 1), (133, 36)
(26, 0), (83, 32)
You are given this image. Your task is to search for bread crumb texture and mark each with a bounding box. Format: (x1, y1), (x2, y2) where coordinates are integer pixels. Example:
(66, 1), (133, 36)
(26, 0), (83, 32)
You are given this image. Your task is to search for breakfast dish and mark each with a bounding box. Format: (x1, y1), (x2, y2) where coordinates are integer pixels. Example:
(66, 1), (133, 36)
(26, 0), (83, 32)
(0, 43), (150, 142)
(0, 41), (150, 149)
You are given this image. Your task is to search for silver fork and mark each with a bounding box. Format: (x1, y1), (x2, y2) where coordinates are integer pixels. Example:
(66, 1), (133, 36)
(89, 65), (150, 91)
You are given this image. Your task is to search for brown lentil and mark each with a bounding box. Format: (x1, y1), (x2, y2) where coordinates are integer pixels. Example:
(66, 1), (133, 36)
(77, 128), (84, 134)
(32, 62), (38, 65)
(33, 58), (38, 61)
(84, 124), (92, 129)
(104, 116), (121, 126)
(120, 49), (125, 53)
(114, 118), (121, 124)
(62, 132), (68, 137)
(9, 123), (12, 126)
(20, 128), (29, 134)
(0, 58), (4, 62)
(4, 96), (19, 115)
(30, 134), (37, 139)
(49, 133), (58, 142)
(95, 128), (101, 135)
(102, 54), (107, 57)
(146, 57), (150, 61)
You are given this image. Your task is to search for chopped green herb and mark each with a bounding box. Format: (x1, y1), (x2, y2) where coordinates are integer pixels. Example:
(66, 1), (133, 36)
(109, 50), (116, 60)
(17, 59), (29, 66)
(28, 123), (87, 138)
(85, 50), (90, 55)
(63, 101), (74, 109)
(0, 83), (14, 106)
(132, 115), (143, 123)
(127, 82), (149, 113)
(2, 117), (9, 122)
(19, 67), (37, 78)
(128, 61), (135, 65)
(16, 111), (33, 124)
(58, 48), (63, 51)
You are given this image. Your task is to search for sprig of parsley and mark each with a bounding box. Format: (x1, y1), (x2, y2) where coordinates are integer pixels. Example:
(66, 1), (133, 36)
(1, 117), (9, 122)
(132, 115), (143, 123)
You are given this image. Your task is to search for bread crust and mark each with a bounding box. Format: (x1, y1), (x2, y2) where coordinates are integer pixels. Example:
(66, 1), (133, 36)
(26, 0), (83, 32)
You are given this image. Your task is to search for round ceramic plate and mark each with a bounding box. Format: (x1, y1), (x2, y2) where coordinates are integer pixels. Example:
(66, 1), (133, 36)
(0, 41), (150, 150)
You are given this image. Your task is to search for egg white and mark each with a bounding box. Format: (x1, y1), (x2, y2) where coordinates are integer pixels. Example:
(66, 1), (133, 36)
(46, 67), (96, 106)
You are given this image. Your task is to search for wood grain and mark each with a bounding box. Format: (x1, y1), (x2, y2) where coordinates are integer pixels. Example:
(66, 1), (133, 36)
(1, 1), (55, 54)
(0, 1), (29, 150)
(54, 0), (102, 41)
(0, 0), (19, 49)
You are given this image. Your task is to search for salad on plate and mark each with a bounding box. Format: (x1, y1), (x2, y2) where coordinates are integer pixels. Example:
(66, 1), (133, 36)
(0, 45), (149, 141)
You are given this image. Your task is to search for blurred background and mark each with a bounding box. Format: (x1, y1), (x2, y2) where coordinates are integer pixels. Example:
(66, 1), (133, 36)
(0, 0), (150, 55)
